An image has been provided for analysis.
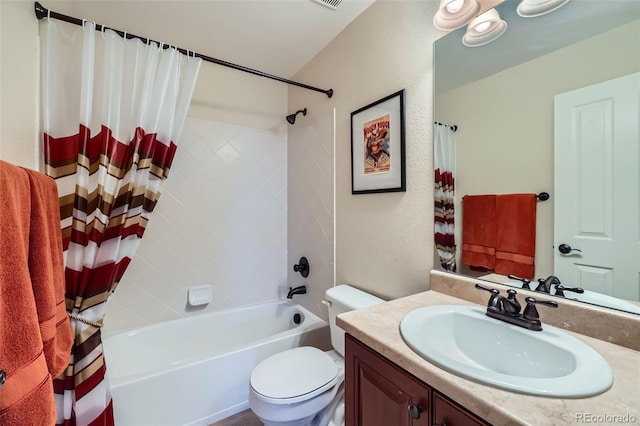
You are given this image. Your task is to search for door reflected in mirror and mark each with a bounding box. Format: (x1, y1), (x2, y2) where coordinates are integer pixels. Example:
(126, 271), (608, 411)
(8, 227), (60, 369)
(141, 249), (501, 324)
(433, 0), (640, 314)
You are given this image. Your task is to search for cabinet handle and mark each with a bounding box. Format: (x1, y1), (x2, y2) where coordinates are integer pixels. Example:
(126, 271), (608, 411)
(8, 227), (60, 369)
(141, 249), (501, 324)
(433, 424), (447, 426)
(408, 403), (423, 419)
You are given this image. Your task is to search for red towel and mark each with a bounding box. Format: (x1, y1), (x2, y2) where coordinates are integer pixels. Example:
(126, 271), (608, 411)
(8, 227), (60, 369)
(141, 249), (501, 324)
(494, 194), (537, 279)
(0, 161), (72, 425)
(461, 195), (496, 270)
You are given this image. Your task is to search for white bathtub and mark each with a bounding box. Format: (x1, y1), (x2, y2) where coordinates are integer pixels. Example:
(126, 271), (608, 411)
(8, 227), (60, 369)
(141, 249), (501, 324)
(102, 301), (329, 426)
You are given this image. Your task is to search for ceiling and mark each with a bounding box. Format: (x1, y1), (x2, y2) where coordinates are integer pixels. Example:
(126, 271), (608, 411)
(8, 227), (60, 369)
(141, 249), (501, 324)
(434, 0), (640, 95)
(41, 0), (640, 94)
(44, 0), (376, 79)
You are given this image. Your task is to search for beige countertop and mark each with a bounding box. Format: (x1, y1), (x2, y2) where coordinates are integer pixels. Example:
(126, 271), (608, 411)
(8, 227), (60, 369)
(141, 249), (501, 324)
(337, 290), (640, 426)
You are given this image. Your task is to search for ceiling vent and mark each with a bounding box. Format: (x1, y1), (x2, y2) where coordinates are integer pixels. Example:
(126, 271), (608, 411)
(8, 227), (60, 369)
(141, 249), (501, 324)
(311, 0), (342, 10)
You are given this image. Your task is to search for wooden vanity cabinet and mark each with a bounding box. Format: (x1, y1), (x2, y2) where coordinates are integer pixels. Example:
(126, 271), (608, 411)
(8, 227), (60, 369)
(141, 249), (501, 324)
(345, 334), (489, 426)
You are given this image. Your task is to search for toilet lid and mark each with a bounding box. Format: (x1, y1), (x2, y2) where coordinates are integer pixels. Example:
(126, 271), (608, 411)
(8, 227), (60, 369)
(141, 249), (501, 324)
(251, 346), (339, 402)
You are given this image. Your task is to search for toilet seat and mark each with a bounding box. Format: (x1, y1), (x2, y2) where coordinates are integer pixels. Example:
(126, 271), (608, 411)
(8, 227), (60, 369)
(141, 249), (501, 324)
(250, 347), (339, 404)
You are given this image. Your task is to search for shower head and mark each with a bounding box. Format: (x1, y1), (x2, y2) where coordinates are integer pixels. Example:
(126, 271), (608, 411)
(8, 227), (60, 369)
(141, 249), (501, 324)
(286, 108), (307, 125)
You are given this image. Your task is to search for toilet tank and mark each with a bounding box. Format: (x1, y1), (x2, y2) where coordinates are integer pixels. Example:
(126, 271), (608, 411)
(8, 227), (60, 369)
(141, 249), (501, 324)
(325, 285), (384, 357)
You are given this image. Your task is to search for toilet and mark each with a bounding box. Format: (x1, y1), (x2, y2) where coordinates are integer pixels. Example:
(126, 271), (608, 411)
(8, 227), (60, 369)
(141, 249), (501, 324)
(249, 285), (383, 426)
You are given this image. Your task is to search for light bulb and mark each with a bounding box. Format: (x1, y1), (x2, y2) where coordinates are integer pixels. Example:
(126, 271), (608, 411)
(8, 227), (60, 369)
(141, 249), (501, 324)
(446, 0), (464, 13)
(473, 21), (491, 33)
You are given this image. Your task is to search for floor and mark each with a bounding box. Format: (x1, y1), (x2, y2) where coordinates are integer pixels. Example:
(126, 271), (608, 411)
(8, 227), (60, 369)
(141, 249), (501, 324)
(210, 409), (263, 426)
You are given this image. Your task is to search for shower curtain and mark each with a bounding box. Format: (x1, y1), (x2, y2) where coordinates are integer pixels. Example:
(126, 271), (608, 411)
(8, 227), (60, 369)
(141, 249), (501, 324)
(434, 124), (457, 272)
(40, 19), (201, 425)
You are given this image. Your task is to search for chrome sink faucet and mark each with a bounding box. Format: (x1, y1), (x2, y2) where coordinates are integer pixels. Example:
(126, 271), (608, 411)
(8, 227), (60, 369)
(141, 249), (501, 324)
(475, 283), (558, 331)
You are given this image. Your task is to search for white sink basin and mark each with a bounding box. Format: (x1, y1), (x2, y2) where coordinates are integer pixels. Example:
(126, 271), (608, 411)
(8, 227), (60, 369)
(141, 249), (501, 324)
(400, 305), (614, 398)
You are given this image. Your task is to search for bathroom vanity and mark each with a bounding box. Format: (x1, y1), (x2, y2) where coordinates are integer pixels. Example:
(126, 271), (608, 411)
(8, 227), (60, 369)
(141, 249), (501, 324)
(346, 334), (488, 426)
(339, 271), (640, 425)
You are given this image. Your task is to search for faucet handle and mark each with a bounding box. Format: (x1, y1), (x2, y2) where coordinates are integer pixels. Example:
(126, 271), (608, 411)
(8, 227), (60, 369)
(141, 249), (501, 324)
(554, 284), (584, 297)
(504, 289), (521, 314)
(475, 283), (499, 295)
(534, 278), (548, 293)
(523, 296), (558, 321)
(293, 256), (310, 278)
(475, 283), (501, 309)
(507, 274), (532, 290)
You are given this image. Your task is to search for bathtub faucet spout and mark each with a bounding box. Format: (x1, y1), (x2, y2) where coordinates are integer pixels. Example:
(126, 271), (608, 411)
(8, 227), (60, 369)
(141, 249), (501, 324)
(287, 285), (307, 299)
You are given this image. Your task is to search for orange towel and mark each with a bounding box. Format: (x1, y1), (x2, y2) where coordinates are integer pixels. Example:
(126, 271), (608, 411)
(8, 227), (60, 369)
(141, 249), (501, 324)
(461, 195), (496, 270)
(0, 160), (72, 425)
(494, 194), (537, 279)
(23, 168), (73, 377)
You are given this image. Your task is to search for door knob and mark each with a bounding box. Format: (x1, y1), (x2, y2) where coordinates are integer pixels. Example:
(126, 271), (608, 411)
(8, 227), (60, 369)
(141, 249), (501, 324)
(558, 243), (582, 254)
(408, 403), (423, 420)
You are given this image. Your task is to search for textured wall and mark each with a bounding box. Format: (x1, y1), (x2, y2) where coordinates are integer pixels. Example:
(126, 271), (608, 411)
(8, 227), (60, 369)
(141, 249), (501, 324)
(290, 1), (442, 301)
(0, 0), (40, 168)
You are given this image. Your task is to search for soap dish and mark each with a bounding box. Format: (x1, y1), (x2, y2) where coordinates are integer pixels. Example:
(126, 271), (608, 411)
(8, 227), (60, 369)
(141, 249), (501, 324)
(188, 285), (212, 306)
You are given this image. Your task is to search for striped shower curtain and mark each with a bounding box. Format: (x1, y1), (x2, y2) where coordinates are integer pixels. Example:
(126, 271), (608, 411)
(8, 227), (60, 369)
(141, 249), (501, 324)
(40, 18), (201, 425)
(434, 124), (457, 272)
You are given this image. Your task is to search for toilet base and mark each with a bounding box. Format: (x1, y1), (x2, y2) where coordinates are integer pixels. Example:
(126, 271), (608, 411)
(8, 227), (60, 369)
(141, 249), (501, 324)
(249, 377), (342, 426)
(249, 390), (321, 426)
(256, 415), (316, 426)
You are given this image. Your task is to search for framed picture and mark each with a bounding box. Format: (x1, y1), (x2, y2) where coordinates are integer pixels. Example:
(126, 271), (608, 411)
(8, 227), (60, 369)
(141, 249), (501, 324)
(351, 89), (406, 194)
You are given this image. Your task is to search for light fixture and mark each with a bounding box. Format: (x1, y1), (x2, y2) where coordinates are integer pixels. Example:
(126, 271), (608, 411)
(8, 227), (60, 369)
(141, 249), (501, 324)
(462, 8), (507, 47)
(433, 0), (570, 47)
(517, 0), (570, 18)
(433, 0), (482, 31)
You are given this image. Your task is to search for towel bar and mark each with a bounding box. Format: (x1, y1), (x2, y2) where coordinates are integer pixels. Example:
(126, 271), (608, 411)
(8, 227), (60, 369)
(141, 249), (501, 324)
(462, 192), (549, 201)
(536, 192), (549, 201)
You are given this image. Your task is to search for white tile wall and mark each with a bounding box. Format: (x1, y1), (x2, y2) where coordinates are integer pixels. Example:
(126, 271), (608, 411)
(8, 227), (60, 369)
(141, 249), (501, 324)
(103, 117), (288, 335)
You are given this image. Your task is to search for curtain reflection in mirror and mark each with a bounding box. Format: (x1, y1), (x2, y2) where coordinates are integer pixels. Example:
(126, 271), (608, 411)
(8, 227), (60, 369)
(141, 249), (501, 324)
(434, 122), (457, 272)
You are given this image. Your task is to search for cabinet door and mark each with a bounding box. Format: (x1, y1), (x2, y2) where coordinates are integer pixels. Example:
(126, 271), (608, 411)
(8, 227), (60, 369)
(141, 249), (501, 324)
(433, 392), (490, 426)
(345, 334), (430, 426)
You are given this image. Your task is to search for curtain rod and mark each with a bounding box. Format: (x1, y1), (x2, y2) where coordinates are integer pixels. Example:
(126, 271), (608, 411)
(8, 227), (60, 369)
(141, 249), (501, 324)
(434, 121), (458, 132)
(33, 2), (334, 98)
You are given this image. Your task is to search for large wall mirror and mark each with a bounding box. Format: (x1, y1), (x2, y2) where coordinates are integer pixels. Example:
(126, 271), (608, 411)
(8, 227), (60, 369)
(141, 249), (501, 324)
(433, 0), (640, 314)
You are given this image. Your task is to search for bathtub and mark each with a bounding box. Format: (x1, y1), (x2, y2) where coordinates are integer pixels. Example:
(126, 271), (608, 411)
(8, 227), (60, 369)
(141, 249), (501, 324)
(102, 301), (329, 426)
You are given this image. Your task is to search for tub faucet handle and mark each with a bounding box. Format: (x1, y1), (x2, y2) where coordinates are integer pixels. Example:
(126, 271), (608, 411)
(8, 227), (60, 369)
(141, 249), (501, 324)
(293, 256), (309, 278)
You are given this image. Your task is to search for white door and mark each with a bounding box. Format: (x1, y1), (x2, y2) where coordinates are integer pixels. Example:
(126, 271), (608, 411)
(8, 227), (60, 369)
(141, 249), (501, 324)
(554, 72), (640, 301)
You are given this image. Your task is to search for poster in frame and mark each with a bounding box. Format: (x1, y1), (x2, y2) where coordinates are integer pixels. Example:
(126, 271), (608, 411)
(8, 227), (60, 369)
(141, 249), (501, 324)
(350, 89), (406, 194)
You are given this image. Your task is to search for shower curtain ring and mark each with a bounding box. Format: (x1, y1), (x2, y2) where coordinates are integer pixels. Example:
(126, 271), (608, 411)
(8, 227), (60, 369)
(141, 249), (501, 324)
(123, 31), (127, 42)
(101, 25), (106, 38)
(47, 8), (51, 22)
